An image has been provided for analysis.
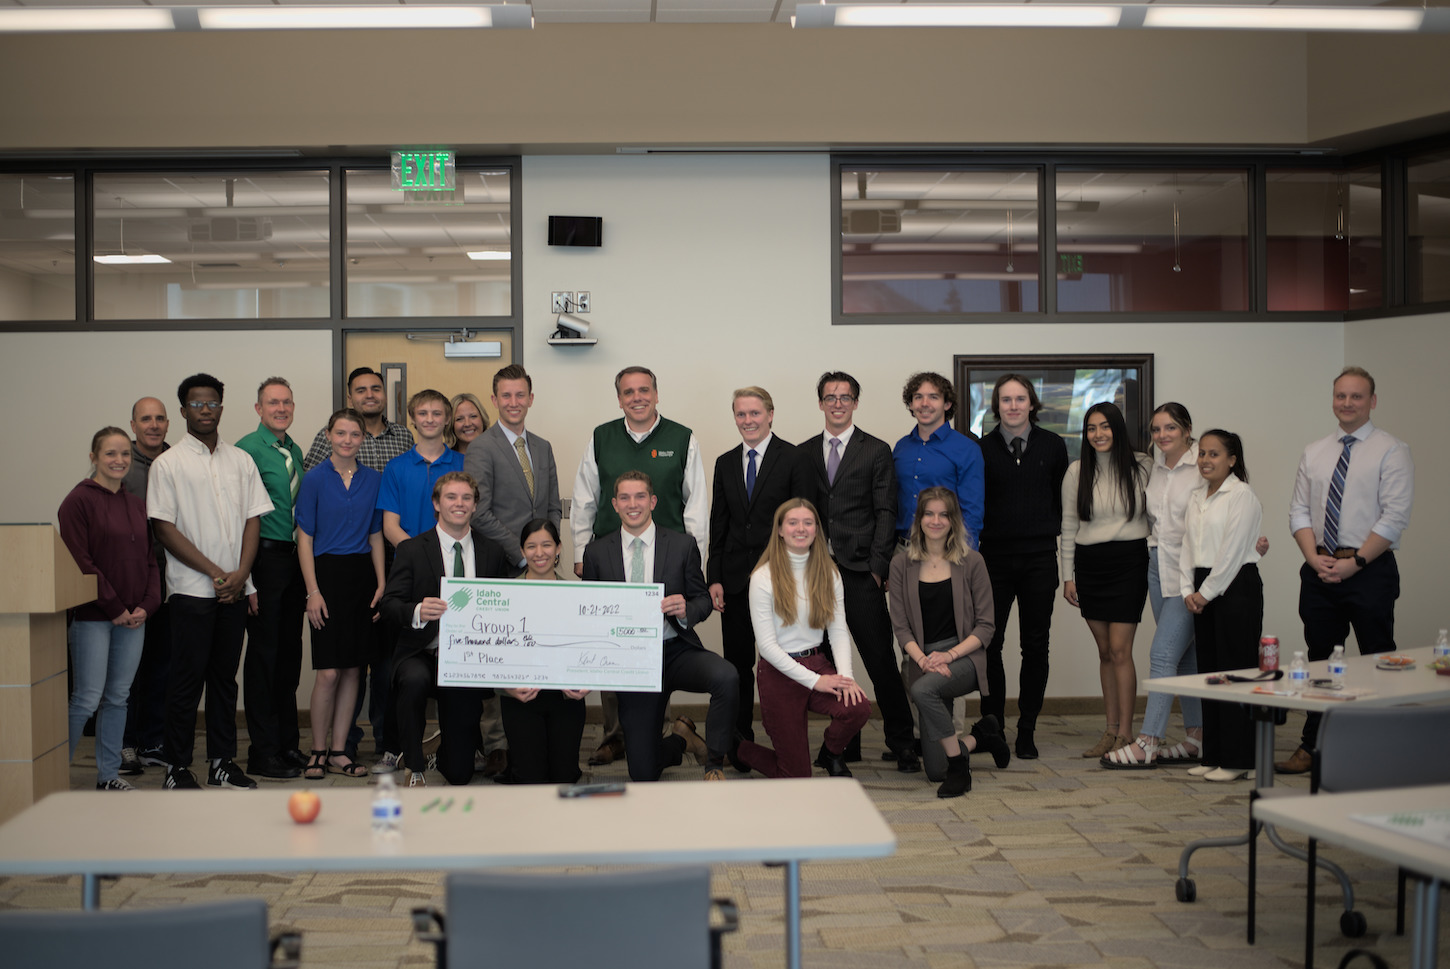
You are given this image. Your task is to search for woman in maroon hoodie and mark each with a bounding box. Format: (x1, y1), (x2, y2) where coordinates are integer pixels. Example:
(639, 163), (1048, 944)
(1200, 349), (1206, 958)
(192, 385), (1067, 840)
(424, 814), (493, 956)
(59, 426), (161, 791)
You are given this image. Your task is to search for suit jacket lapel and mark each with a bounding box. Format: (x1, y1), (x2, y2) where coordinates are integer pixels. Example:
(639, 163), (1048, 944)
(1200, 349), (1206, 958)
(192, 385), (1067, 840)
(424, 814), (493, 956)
(494, 427), (532, 497)
(748, 442), (784, 510)
(805, 435), (830, 489)
(424, 534), (446, 593)
(833, 431), (867, 484)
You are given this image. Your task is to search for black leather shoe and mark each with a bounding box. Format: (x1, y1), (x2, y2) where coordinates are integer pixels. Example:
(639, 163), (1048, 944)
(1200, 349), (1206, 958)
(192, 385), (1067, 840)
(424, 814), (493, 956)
(894, 746), (922, 774)
(248, 754), (301, 779)
(1015, 728), (1040, 760)
(816, 742), (852, 777)
(281, 748), (309, 770)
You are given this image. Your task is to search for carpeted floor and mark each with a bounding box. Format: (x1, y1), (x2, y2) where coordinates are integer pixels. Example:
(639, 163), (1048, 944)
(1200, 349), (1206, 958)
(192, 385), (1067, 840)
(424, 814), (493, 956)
(3, 712), (1443, 969)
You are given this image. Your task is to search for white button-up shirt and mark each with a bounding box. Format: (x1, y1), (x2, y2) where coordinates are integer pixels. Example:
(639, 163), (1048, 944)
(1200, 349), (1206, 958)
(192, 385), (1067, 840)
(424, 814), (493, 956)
(1289, 421), (1414, 550)
(1181, 475), (1263, 602)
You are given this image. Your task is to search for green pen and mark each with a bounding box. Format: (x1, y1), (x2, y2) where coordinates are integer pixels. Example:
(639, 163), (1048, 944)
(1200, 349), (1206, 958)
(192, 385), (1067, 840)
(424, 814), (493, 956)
(464, 798), (474, 813)
(441, 797), (455, 812)
(422, 797), (441, 812)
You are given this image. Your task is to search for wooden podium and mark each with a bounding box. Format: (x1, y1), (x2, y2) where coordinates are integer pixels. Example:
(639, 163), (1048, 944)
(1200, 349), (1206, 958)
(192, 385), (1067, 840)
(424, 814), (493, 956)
(0, 524), (96, 824)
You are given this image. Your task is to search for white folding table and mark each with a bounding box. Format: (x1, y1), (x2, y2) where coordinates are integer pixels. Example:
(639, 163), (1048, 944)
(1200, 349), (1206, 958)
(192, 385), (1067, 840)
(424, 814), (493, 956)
(0, 778), (896, 969)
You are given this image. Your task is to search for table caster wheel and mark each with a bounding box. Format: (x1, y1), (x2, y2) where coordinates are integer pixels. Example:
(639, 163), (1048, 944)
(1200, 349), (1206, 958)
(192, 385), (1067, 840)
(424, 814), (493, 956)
(1340, 910), (1367, 938)
(1175, 877), (1196, 903)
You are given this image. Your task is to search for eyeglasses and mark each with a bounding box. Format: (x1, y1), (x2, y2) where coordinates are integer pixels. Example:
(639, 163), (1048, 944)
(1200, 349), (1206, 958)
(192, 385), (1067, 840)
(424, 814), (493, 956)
(185, 401), (223, 411)
(820, 395), (856, 405)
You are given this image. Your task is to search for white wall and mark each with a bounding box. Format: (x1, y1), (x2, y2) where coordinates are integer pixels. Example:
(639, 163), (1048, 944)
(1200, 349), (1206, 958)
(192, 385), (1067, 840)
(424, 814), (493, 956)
(11, 154), (1438, 716)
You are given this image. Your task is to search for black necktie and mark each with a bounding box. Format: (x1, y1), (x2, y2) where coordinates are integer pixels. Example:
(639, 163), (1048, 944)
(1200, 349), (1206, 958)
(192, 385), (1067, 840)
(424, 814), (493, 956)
(1011, 438), (1024, 464)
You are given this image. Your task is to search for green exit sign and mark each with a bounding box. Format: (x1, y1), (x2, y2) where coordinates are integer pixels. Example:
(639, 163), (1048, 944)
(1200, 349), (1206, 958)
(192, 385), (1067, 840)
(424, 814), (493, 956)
(392, 151), (455, 191)
(1059, 253), (1085, 274)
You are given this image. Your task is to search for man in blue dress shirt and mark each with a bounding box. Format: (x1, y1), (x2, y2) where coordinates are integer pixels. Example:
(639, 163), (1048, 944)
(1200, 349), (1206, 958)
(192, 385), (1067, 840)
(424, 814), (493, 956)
(892, 371), (984, 549)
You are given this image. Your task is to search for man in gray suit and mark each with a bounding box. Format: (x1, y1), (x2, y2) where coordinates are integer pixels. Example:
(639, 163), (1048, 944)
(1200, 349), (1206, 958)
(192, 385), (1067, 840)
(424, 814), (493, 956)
(462, 364), (561, 779)
(582, 470), (737, 782)
(464, 364), (562, 566)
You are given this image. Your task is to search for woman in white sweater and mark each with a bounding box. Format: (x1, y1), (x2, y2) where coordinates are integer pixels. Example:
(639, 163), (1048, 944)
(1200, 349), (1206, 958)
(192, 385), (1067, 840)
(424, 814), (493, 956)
(1060, 402), (1151, 759)
(734, 498), (871, 779)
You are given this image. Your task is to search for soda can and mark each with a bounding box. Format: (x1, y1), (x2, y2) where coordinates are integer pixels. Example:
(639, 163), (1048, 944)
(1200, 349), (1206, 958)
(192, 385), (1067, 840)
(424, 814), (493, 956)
(1259, 635), (1279, 672)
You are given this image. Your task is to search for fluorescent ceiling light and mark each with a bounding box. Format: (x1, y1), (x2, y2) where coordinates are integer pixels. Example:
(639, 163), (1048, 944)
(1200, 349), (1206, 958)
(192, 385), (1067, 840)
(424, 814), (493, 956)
(1143, 5), (1423, 31)
(94, 254), (172, 265)
(466, 251), (512, 261)
(196, 6), (521, 30)
(800, 5), (1122, 28)
(0, 8), (174, 31)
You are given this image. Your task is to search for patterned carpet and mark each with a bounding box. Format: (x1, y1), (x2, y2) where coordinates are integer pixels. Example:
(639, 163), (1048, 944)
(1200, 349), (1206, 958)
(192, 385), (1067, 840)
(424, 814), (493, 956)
(3, 712), (1443, 969)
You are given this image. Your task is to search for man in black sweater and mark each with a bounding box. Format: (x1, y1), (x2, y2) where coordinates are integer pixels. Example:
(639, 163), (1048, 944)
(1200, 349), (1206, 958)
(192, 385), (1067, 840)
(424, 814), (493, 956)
(977, 375), (1069, 760)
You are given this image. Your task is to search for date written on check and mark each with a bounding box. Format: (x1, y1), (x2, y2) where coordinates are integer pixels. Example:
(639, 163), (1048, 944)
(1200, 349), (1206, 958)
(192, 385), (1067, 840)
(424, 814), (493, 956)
(437, 578), (665, 692)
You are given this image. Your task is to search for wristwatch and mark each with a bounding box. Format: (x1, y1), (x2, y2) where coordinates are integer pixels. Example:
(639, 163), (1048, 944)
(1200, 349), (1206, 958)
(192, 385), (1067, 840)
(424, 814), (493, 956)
(1353, 553), (1367, 568)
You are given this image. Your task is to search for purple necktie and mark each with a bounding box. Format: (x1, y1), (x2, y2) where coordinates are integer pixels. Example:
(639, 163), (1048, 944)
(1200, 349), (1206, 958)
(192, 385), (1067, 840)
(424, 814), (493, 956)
(827, 437), (841, 485)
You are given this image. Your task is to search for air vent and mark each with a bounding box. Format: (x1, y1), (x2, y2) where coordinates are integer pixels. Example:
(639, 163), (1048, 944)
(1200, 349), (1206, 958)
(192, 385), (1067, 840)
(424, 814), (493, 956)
(188, 217), (273, 243)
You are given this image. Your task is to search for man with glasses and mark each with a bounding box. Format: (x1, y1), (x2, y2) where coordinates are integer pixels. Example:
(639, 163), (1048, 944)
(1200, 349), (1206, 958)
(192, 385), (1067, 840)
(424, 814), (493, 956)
(148, 373), (273, 790)
(802, 372), (919, 772)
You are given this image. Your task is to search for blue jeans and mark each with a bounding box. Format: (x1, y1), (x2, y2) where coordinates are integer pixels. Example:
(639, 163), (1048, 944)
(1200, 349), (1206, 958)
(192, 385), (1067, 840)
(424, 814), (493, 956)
(69, 620), (145, 781)
(1140, 548), (1200, 739)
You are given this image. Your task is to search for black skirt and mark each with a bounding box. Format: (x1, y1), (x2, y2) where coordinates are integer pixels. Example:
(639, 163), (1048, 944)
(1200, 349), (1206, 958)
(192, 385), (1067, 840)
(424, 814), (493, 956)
(310, 552), (375, 670)
(1075, 538), (1149, 623)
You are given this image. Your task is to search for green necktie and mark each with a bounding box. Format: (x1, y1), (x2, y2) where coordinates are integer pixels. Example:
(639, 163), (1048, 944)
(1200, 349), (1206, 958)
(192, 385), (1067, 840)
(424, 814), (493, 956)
(453, 541), (465, 578)
(629, 537), (645, 583)
(274, 441), (299, 502)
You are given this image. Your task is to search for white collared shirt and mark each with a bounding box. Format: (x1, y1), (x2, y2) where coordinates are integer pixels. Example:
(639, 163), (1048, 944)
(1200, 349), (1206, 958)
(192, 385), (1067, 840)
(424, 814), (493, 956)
(740, 433), (773, 482)
(412, 525), (476, 630)
(1181, 475), (1263, 602)
(147, 433), (274, 599)
(1145, 448), (1201, 591)
(821, 424), (857, 469)
(620, 521), (678, 640)
(1289, 420), (1413, 550)
(498, 423), (532, 470)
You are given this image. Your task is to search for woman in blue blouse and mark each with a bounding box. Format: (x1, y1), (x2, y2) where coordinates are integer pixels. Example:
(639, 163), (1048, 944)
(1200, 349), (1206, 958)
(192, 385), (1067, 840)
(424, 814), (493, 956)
(295, 408), (385, 779)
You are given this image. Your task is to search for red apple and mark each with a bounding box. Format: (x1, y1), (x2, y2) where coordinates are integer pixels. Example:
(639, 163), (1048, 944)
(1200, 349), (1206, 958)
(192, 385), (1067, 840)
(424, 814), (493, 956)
(288, 790), (321, 824)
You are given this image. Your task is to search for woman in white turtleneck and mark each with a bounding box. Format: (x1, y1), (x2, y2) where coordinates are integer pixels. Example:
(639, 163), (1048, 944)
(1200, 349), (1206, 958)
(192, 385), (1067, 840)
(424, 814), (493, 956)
(733, 498), (871, 779)
(1060, 402), (1151, 761)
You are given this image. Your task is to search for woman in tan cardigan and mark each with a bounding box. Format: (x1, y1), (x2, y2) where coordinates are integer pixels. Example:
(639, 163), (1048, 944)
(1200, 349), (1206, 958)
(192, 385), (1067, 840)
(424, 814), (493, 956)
(889, 487), (1009, 798)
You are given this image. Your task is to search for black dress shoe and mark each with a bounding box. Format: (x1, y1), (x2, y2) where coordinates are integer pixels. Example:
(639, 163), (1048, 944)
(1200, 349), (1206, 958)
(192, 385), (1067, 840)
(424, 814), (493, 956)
(816, 742), (852, 777)
(1015, 728), (1040, 761)
(249, 755), (301, 779)
(281, 748), (309, 769)
(894, 746), (922, 773)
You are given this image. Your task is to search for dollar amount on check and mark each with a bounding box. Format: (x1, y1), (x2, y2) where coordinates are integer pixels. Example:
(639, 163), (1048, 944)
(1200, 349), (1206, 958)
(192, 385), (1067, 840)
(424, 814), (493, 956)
(437, 578), (664, 692)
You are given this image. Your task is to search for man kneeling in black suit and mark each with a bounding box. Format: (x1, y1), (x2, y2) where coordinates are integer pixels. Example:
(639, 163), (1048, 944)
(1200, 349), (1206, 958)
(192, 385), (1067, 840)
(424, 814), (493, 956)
(382, 472), (512, 786)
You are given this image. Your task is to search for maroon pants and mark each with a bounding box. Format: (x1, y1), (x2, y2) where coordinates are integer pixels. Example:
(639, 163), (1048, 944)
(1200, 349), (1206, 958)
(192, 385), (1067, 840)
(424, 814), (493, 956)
(736, 651), (871, 778)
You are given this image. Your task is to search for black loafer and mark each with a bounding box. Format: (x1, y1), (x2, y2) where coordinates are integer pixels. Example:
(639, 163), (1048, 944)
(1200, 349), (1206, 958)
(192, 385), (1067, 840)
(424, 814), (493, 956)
(894, 747), (922, 773)
(248, 755), (301, 779)
(1015, 729), (1040, 760)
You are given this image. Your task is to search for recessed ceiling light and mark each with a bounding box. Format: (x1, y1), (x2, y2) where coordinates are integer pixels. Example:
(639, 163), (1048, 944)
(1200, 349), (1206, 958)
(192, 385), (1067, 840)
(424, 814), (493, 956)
(94, 254), (172, 265)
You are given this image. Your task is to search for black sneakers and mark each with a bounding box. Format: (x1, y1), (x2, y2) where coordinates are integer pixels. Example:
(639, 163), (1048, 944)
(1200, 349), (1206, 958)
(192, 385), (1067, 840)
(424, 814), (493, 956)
(138, 745), (169, 767)
(164, 765), (201, 789)
(119, 747), (145, 775)
(96, 778), (136, 791)
(206, 759), (258, 790)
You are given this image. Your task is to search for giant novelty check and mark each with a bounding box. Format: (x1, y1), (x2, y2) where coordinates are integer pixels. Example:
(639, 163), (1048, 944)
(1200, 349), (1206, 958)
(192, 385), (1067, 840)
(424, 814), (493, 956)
(436, 578), (664, 691)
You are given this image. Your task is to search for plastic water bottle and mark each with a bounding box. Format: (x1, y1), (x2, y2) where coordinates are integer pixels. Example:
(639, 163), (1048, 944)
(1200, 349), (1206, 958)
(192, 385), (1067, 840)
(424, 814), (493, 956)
(1328, 645), (1347, 689)
(372, 772), (401, 834)
(1288, 650), (1309, 694)
(1434, 629), (1450, 662)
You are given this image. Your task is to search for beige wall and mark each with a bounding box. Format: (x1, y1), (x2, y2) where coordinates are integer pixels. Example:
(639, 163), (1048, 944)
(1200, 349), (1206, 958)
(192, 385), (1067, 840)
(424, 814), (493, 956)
(0, 25), (1323, 151)
(1306, 34), (1450, 146)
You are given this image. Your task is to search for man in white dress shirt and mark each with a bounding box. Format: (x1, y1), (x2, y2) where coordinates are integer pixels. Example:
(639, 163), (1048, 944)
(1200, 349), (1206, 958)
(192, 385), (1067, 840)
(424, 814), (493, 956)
(147, 373), (273, 791)
(1277, 366), (1414, 774)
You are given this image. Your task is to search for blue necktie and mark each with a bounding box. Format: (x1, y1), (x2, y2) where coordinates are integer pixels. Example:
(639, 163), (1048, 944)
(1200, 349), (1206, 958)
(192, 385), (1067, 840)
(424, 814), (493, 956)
(745, 448), (758, 501)
(1323, 435), (1356, 552)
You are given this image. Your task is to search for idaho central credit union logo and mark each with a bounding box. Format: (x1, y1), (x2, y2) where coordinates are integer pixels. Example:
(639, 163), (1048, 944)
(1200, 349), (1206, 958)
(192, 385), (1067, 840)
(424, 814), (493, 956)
(652, 449), (675, 458)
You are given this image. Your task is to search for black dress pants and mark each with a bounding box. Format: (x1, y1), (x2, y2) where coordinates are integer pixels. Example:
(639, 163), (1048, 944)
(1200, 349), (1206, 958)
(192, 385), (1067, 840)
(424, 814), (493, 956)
(164, 595), (247, 768)
(244, 542), (306, 761)
(393, 650), (482, 786)
(981, 548), (1058, 732)
(500, 691), (585, 784)
(832, 566), (914, 754)
(1193, 565), (1261, 772)
(617, 639), (738, 782)
(720, 588), (757, 742)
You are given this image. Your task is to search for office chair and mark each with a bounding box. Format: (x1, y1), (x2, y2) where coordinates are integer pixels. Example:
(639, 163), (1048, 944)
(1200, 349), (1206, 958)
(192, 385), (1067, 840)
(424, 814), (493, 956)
(1249, 704), (1450, 969)
(411, 866), (739, 969)
(0, 898), (300, 969)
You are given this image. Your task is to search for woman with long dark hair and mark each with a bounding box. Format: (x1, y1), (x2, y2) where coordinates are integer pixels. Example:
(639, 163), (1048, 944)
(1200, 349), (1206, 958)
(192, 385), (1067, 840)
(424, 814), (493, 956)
(889, 487), (1009, 798)
(59, 426), (161, 790)
(498, 518), (588, 784)
(734, 498), (870, 779)
(1060, 402), (1151, 759)
(1180, 430), (1263, 782)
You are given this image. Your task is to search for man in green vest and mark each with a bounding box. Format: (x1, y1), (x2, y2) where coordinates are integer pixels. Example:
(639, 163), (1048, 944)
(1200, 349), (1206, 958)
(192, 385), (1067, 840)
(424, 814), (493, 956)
(572, 366), (708, 766)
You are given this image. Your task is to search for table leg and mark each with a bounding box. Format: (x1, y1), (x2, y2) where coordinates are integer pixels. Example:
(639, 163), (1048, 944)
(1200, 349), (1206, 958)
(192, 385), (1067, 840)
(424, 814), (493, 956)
(784, 860), (802, 969)
(1411, 876), (1440, 969)
(82, 873), (100, 910)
